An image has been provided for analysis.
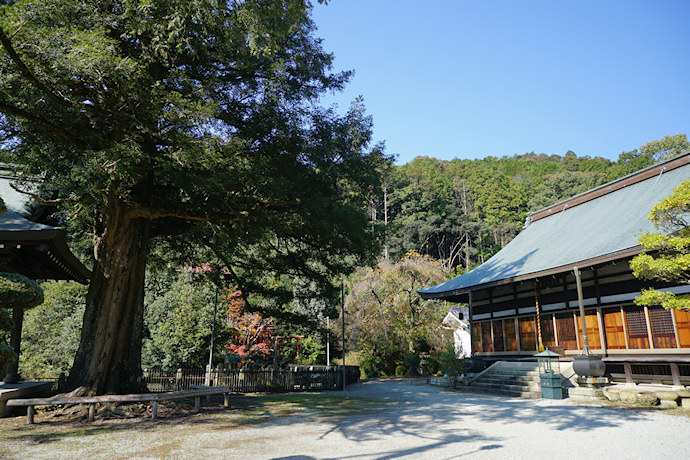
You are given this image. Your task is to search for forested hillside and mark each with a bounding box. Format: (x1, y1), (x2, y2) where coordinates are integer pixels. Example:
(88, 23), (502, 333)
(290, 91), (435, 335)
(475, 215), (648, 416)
(374, 133), (689, 274)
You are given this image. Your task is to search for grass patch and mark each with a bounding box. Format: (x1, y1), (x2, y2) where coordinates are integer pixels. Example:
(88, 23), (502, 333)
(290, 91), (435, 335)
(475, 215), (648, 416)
(228, 392), (395, 420)
(0, 391), (396, 445)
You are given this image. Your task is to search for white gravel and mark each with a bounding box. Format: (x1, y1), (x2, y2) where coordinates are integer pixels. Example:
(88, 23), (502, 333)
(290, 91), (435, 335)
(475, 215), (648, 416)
(210, 379), (690, 460)
(4, 379), (690, 459)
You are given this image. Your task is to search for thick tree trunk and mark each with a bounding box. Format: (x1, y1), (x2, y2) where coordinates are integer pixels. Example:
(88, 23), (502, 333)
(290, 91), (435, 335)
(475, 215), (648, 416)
(65, 195), (150, 395)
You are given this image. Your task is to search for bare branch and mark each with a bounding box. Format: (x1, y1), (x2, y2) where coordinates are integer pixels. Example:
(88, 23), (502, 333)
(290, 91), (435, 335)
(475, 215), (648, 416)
(9, 182), (82, 206)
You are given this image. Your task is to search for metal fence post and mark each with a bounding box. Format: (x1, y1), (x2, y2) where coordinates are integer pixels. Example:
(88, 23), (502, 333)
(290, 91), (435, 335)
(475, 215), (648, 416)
(176, 368), (183, 390)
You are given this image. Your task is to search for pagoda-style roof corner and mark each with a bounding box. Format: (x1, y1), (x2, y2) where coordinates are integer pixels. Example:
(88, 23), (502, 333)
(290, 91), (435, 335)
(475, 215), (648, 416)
(0, 211), (91, 284)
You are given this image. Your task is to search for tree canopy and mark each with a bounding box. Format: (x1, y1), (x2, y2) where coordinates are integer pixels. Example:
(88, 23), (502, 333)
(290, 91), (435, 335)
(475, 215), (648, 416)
(631, 180), (690, 311)
(0, 0), (387, 394)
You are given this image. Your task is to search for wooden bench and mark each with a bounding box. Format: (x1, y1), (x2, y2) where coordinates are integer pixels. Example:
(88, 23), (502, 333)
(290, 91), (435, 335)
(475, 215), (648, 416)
(5, 386), (232, 424)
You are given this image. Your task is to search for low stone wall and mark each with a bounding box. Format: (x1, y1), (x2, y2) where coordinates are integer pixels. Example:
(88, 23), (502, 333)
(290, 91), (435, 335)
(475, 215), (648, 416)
(603, 386), (690, 409)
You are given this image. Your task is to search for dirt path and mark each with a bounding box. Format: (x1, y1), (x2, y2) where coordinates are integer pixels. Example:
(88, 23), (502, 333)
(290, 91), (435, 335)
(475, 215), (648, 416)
(1, 379), (689, 459)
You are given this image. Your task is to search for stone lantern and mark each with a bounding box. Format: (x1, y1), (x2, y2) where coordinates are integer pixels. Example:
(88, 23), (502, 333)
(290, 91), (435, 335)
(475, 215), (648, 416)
(534, 349), (564, 399)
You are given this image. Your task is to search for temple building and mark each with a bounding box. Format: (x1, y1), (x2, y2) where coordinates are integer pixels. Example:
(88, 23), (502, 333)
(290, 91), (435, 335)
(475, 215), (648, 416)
(419, 153), (690, 386)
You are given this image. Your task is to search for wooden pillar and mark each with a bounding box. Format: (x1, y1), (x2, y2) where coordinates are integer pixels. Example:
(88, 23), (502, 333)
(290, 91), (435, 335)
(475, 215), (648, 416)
(624, 362), (634, 385)
(468, 290), (474, 357)
(4, 307), (24, 383)
(27, 405), (34, 424)
(593, 268), (602, 305)
(597, 308), (607, 355)
(644, 306), (655, 349)
(670, 363), (682, 387)
(514, 317), (521, 352)
(621, 306), (630, 349)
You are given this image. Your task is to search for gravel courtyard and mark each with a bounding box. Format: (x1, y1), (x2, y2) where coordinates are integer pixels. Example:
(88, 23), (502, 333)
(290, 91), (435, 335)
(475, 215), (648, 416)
(2, 378), (689, 459)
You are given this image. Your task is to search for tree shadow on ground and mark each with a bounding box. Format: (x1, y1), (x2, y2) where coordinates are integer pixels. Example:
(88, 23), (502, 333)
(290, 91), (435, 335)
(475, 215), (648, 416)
(275, 379), (655, 459)
(1, 391), (393, 445)
(0, 379), (664, 459)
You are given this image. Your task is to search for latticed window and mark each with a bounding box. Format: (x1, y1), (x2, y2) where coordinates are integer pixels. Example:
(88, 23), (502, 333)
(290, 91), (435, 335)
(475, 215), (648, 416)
(625, 306), (648, 338)
(649, 306), (677, 348)
(649, 307), (675, 336)
(624, 305), (650, 349)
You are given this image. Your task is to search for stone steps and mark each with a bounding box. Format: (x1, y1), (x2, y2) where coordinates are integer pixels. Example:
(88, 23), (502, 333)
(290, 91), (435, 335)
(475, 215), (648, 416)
(454, 382), (541, 399)
(458, 362), (543, 399)
(480, 373), (540, 383)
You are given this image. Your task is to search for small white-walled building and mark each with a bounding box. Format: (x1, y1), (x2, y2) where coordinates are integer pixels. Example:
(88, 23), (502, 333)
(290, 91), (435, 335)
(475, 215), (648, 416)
(441, 305), (471, 358)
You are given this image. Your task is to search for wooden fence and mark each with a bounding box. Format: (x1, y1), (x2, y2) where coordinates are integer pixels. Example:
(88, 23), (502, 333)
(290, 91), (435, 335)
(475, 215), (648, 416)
(143, 366), (350, 393)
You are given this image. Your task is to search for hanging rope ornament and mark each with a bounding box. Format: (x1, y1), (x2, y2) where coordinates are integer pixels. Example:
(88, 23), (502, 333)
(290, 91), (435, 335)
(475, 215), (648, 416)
(534, 280), (545, 352)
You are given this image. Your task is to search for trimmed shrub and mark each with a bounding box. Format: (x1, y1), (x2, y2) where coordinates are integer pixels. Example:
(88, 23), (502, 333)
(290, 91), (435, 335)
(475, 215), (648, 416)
(0, 272), (44, 310)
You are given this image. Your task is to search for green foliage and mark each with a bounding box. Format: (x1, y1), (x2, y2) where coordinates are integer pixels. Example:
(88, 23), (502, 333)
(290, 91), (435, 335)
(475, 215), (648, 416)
(18, 281), (86, 378)
(19, 272), (235, 377)
(0, 272), (44, 310)
(277, 336), (324, 366)
(606, 149), (655, 180)
(142, 272), (230, 369)
(426, 356), (440, 375)
(640, 134), (689, 162)
(528, 170), (608, 212)
(631, 180), (690, 310)
(357, 347), (389, 378)
(635, 288), (690, 311)
(605, 135), (687, 181)
(403, 353), (421, 367)
(404, 353), (421, 377)
(439, 346), (468, 379)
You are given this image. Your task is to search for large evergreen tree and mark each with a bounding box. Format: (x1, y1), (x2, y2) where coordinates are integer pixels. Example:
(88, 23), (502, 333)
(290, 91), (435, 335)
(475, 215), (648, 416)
(0, 0), (386, 394)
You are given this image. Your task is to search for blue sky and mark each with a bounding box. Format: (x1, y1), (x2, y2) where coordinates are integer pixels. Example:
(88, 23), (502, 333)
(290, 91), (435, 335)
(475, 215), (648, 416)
(312, 1), (690, 165)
